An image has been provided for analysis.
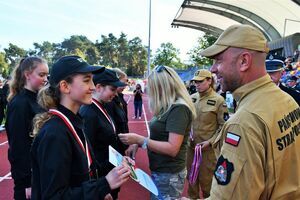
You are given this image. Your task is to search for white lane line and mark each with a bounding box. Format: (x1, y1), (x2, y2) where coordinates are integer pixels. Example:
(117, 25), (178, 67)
(0, 172), (11, 182)
(126, 95), (132, 104)
(142, 104), (150, 137)
(0, 141), (8, 146)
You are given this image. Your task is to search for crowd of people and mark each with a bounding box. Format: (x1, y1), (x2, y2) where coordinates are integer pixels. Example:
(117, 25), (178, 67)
(2, 24), (300, 200)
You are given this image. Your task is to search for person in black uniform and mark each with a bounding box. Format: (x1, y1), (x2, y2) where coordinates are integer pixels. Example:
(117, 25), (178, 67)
(0, 76), (10, 126)
(80, 68), (128, 200)
(6, 57), (49, 200)
(266, 55), (300, 105)
(133, 83), (143, 119)
(31, 56), (130, 200)
(105, 68), (129, 155)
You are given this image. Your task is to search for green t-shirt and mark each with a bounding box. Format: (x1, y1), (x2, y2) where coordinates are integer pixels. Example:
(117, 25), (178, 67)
(148, 104), (192, 173)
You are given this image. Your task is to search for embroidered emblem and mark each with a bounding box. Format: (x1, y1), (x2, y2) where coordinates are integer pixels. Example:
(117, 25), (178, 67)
(225, 132), (241, 147)
(207, 99), (216, 106)
(214, 155), (234, 185)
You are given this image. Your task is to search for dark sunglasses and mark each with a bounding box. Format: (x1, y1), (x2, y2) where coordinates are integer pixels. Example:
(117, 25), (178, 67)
(154, 66), (172, 77)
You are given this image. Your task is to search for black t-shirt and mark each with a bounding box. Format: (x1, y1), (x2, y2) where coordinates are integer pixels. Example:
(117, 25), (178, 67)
(148, 104), (192, 173)
(134, 89), (143, 102)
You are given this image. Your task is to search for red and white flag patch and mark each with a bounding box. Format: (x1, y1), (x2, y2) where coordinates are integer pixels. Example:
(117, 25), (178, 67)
(225, 132), (241, 147)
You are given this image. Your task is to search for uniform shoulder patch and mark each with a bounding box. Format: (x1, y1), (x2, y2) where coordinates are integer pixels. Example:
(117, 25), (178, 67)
(214, 155), (234, 185)
(225, 132), (241, 147)
(207, 99), (216, 106)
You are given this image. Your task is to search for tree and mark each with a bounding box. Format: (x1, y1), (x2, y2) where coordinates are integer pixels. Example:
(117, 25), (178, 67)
(188, 34), (217, 67)
(33, 41), (55, 65)
(4, 43), (27, 71)
(0, 52), (9, 77)
(127, 37), (147, 76)
(153, 42), (184, 69)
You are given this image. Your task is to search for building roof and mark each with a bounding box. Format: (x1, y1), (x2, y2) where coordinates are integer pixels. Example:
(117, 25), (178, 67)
(172, 0), (300, 41)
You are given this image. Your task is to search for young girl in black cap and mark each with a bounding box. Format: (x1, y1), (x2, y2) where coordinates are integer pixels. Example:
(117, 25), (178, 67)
(31, 56), (130, 200)
(80, 68), (129, 200)
(6, 56), (49, 200)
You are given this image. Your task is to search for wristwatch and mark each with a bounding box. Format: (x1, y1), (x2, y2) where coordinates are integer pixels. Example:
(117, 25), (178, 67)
(142, 137), (149, 149)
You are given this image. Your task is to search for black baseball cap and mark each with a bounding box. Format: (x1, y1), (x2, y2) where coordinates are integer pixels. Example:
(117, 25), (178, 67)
(50, 55), (105, 85)
(93, 68), (127, 87)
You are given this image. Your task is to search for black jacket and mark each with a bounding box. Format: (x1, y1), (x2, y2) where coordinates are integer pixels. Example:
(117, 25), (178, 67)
(6, 89), (44, 185)
(280, 83), (300, 106)
(31, 105), (111, 200)
(80, 101), (119, 177)
(106, 94), (129, 154)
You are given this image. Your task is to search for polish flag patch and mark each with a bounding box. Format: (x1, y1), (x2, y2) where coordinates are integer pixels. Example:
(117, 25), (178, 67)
(225, 132), (241, 147)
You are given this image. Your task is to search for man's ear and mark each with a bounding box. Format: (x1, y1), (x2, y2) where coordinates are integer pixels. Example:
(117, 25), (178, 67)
(59, 80), (70, 94)
(240, 52), (252, 72)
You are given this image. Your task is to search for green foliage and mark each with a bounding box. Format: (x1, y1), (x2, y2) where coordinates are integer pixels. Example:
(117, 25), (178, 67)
(188, 34), (217, 67)
(4, 43), (27, 71)
(0, 33), (186, 77)
(153, 42), (185, 69)
(0, 52), (9, 77)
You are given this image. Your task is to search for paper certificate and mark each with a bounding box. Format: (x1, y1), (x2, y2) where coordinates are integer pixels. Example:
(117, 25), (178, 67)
(108, 145), (158, 196)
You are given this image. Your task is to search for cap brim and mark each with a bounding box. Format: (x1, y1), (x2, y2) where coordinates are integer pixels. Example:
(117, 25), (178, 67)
(191, 76), (206, 81)
(266, 69), (283, 73)
(200, 44), (229, 58)
(77, 65), (105, 74)
(110, 81), (127, 87)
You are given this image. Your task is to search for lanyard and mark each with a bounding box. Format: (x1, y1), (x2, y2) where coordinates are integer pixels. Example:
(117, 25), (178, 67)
(188, 144), (202, 185)
(49, 109), (93, 173)
(92, 98), (116, 133)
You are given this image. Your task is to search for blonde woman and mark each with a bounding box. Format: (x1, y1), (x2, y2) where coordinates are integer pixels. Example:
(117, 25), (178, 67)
(119, 65), (196, 200)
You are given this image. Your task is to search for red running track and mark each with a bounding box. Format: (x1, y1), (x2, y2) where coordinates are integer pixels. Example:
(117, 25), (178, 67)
(0, 94), (189, 200)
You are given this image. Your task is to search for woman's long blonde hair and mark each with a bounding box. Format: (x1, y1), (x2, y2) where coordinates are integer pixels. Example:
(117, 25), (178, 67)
(8, 56), (47, 102)
(147, 66), (196, 119)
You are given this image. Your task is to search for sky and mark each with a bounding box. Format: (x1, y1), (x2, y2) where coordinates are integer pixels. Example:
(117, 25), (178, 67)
(0, 0), (203, 63)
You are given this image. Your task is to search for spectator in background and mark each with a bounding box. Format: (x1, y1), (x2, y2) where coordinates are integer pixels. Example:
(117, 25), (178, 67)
(286, 76), (299, 90)
(266, 56), (300, 105)
(133, 83), (143, 119)
(119, 65), (196, 200)
(6, 57), (49, 200)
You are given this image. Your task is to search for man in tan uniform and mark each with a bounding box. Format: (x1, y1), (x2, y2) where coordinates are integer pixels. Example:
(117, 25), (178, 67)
(200, 24), (300, 199)
(187, 69), (228, 199)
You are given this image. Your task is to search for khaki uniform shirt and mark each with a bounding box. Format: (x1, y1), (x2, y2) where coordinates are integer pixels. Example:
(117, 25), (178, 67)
(210, 75), (300, 200)
(189, 88), (228, 146)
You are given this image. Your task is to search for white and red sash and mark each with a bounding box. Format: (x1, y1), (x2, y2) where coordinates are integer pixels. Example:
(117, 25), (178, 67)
(49, 109), (93, 174)
(92, 98), (116, 133)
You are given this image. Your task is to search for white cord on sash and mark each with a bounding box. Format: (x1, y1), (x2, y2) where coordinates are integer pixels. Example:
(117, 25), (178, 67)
(92, 99), (116, 133)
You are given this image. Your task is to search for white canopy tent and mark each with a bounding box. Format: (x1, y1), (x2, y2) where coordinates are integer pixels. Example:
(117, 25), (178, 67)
(172, 0), (300, 41)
